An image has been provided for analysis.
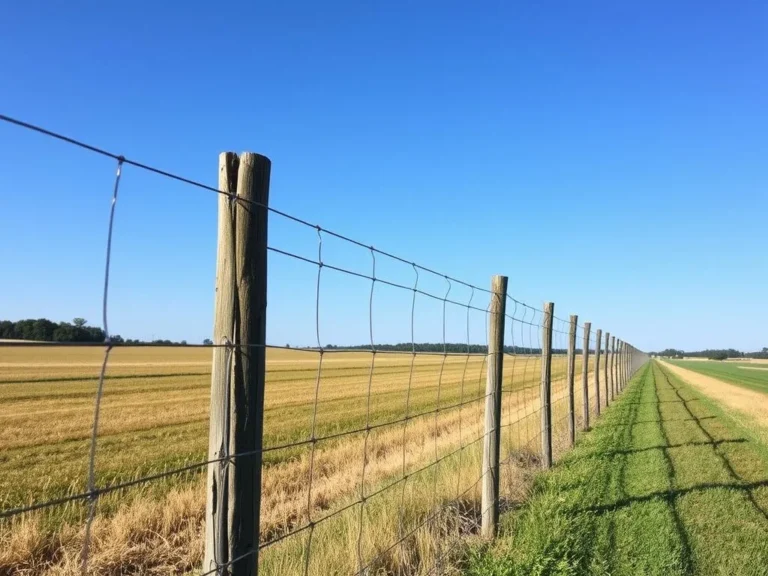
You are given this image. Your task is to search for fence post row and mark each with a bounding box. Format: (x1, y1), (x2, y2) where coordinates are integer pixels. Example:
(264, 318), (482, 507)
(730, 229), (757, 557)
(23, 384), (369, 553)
(594, 329), (602, 416)
(540, 302), (554, 469)
(566, 315), (578, 447)
(481, 275), (508, 538)
(204, 152), (270, 576)
(581, 322), (591, 430)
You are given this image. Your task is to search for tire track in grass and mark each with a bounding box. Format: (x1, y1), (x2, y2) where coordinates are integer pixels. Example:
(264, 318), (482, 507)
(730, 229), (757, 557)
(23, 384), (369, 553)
(652, 364), (695, 575)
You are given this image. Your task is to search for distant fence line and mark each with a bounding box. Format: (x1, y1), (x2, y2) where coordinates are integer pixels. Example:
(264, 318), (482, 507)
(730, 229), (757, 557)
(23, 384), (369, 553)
(0, 113), (649, 576)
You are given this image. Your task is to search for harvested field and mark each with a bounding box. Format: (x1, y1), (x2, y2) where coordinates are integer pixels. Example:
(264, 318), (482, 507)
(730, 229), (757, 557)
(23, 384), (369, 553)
(0, 345), (609, 574)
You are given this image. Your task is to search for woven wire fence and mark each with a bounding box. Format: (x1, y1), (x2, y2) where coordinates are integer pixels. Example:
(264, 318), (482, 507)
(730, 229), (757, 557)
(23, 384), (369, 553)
(0, 114), (640, 576)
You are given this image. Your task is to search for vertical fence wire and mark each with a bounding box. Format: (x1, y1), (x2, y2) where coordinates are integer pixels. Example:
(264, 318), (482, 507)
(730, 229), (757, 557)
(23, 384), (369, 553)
(0, 113), (647, 576)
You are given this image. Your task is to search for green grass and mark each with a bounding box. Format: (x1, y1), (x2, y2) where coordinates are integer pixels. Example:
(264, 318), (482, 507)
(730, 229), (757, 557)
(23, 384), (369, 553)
(667, 360), (768, 394)
(466, 361), (768, 576)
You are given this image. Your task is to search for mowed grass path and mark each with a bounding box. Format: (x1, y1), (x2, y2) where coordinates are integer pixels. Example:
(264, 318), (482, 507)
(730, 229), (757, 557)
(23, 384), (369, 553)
(668, 360), (768, 395)
(468, 361), (768, 576)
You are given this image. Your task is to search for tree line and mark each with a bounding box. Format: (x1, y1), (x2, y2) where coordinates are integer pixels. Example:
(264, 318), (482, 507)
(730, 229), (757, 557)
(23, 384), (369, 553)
(0, 318), (207, 346)
(652, 347), (768, 361)
(323, 343), (572, 354)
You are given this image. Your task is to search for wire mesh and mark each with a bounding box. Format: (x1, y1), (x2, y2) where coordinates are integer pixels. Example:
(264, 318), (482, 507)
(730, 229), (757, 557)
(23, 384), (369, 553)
(0, 113), (645, 576)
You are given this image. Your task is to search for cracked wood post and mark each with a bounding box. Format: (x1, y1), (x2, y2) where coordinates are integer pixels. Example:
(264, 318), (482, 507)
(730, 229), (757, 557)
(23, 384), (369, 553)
(481, 275), (507, 538)
(566, 315), (578, 447)
(204, 152), (270, 576)
(541, 302), (554, 469)
(581, 322), (591, 429)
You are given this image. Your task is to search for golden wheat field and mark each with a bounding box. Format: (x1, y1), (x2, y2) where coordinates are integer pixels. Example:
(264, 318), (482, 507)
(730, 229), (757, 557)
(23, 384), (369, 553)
(0, 345), (609, 575)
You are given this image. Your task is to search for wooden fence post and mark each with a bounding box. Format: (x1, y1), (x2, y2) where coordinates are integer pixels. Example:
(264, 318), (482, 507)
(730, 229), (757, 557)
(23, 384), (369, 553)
(566, 315), (578, 447)
(610, 335), (616, 400)
(204, 152), (270, 576)
(581, 322), (591, 429)
(541, 302), (554, 469)
(604, 332), (610, 406)
(627, 344), (631, 384)
(620, 341), (625, 391)
(481, 275), (507, 538)
(594, 329), (602, 416)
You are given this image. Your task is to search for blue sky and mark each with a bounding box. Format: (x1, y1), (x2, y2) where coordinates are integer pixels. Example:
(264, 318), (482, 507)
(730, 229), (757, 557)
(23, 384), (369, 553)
(1, 1), (766, 352)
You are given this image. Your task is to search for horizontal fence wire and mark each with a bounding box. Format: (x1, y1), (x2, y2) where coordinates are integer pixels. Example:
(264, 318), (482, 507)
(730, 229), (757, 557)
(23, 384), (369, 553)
(0, 112), (643, 576)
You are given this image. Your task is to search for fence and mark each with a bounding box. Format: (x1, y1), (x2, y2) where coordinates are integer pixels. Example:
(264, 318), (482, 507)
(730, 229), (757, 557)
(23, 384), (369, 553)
(0, 116), (649, 576)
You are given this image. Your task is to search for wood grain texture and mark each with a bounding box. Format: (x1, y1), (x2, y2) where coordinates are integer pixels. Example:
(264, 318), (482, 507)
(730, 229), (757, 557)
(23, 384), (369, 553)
(581, 322), (591, 429)
(566, 315), (578, 447)
(540, 302), (554, 469)
(481, 275), (507, 538)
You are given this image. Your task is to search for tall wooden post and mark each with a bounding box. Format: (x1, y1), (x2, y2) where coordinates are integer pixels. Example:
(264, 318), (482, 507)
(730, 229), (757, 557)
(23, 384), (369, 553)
(566, 315), (578, 447)
(204, 152), (270, 576)
(618, 340), (623, 391)
(594, 329), (602, 416)
(581, 322), (591, 429)
(481, 275), (507, 538)
(604, 332), (610, 406)
(610, 335), (616, 400)
(541, 302), (554, 468)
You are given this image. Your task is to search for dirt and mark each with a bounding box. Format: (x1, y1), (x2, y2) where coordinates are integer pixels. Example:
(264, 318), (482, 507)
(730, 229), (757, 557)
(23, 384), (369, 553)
(659, 361), (768, 428)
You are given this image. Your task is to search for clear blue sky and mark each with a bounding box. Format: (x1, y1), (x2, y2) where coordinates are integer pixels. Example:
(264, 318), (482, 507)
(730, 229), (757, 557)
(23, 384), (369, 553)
(1, 1), (766, 352)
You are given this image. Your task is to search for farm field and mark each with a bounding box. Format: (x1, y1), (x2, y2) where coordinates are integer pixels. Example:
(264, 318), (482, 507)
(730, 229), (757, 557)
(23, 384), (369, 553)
(468, 361), (768, 576)
(0, 344), (609, 575)
(667, 359), (768, 395)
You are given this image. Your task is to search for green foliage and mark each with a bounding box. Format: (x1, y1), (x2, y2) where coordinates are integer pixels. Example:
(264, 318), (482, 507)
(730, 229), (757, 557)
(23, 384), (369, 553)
(323, 342), (572, 355)
(0, 317), (187, 345)
(653, 348), (768, 360)
(0, 317), (105, 342)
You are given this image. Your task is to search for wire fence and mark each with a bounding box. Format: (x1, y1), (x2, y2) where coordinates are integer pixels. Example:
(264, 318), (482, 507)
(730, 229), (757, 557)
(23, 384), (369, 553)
(0, 114), (648, 576)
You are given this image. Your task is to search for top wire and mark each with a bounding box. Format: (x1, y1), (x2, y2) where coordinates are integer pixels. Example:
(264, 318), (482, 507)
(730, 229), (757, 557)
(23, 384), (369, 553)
(0, 113), (499, 298)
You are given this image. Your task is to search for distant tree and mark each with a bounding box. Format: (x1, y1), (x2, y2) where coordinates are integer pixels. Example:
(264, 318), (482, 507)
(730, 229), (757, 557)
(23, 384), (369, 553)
(286, 343), (291, 348)
(203, 338), (213, 346)
(180, 340), (187, 346)
(73, 318), (87, 328)
(110, 334), (124, 344)
(708, 351), (728, 361)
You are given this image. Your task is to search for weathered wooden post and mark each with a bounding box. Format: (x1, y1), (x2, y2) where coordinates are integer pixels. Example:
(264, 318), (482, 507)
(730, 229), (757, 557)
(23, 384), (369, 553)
(581, 322), (591, 429)
(204, 152), (270, 576)
(620, 341), (625, 391)
(610, 335), (616, 400)
(541, 302), (554, 468)
(594, 329), (602, 416)
(481, 275), (507, 538)
(604, 332), (611, 406)
(566, 315), (578, 447)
